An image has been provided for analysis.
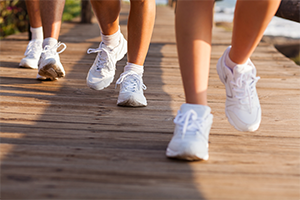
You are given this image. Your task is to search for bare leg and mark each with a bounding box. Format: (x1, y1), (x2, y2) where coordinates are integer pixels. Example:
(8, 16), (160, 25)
(167, 0), (280, 161)
(90, 0), (120, 35)
(20, 0), (43, 69)
(90, 0), (155, 66)
(229, 0), (281, 65)
(88, 0), (154, 107)
(25, 0), (42, 28)
(127, 0), (155, 65)
(39, 0), (65, 40)
(37, 0), (66, 80)
(175, 0), (214, 105)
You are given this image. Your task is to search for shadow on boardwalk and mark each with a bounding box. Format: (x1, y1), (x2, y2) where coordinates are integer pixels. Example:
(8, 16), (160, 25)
(1, 5), (207, 200)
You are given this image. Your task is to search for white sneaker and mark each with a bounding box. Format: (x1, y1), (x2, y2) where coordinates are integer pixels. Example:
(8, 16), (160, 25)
(86, 34), (127, 90)
(166, 104), (213, 161)
(19, 39), (43, 69)
(116, 71), (147, 107)
(38, 42), (66, 80)
(217, 46), (261, 132)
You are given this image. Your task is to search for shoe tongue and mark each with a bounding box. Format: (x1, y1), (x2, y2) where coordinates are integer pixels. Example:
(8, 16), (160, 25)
(233, 62), (253, 78)
(180, 103), (211, 118)
(99, 50), (108, 59)
(100, 42), (113, 51)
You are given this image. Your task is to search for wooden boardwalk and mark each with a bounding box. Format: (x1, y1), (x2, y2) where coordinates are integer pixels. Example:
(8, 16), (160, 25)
(1, 4), (299, 200)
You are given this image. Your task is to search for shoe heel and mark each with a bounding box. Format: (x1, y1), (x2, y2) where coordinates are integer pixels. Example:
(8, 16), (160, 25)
(216, 58), (226, 84)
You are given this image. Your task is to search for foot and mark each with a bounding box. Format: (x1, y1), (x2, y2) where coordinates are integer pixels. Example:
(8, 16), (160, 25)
(38, 42), (67, 80)
(217, 46), (261, 132)
(116, 71), (147, 107)
(166, 104), (213, 161)
(19, 39), (43, 69)
(86, 34), (127, 90)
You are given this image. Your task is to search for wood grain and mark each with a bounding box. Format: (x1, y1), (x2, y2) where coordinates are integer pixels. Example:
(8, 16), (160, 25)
(0, 4), (299, 200)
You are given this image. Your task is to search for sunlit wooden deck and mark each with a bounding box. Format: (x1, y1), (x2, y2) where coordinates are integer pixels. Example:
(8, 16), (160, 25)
(1, 4), (299, 200)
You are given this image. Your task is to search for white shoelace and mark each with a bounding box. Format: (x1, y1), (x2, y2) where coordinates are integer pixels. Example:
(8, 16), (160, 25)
(115, 71), (146, 92)
(42, 42), (67, 57)
(87, 43), (114, 71)
(174, 110), (205, 139)
(231, 73), (260, 112)
(24, 40), (42, 56)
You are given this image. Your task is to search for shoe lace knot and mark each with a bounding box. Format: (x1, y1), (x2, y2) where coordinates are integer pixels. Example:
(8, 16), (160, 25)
(231, 73), (260, 111)
(42, 42), (67, 57)
(87, 42), (114, 71)
(115, 71), (147, 92)
(24, 40), (42, 56)
(174, 110), (205, 139)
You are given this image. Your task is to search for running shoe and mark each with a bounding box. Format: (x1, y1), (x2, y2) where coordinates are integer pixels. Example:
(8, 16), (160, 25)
(166, 104), (213, 161)
(216, 46), (261, 132)
(38, 42), (67, 80)
(19, 39), (43, 69)
(86, 34), (127, 90)
(116, 71), (147, 107)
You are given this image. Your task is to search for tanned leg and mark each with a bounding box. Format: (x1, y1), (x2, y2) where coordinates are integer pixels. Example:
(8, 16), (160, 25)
(39, 0), (65, 39)
(229, 0), (281, 65)
(175, 0), (215, 105)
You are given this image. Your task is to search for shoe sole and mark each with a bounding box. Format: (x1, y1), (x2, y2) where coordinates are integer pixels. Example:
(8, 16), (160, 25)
(36, 76), (57, 81)
(117, 98), (147, 107)
(39, 59), (65, 79)
(166, 148), (209, 161)
(225, 110), (260, 132)
(87, 76), (114, 90)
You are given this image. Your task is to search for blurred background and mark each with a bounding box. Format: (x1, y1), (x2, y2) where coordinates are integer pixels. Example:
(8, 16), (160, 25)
(1, 0), (299, 64)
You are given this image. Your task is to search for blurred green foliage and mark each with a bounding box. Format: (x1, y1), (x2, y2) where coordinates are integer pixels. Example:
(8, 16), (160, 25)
(0, 0), (28, 39)
(63, 0), (81, 21)
(0, 0), (81, 39)
(291, 54), (300, 65)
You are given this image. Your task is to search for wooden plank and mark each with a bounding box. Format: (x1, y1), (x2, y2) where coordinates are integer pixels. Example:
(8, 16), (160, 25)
(0, 3), (299, 200)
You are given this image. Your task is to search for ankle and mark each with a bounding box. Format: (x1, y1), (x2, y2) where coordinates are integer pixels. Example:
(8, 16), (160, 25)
(30, 27), (43, 40)
(180, 103), (211, 117)
(101, 26), (121, 49)
(225, 53), (239, 72)
(43, 37), (58, 48)
(124, 62), (144, 77)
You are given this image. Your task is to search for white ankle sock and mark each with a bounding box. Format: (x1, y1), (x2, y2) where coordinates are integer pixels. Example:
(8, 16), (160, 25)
(43, 37), (57, 48)
(225, 52), (250, 73)
(225, 53), (238, 72)
(101, 27), (121, 49)
(30, 27), (43, 40)
(124, 62), (144, 77)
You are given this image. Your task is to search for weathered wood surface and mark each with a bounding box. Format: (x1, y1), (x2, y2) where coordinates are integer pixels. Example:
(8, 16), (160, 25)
(1, 4), (300, 200)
